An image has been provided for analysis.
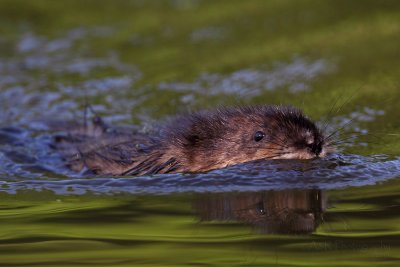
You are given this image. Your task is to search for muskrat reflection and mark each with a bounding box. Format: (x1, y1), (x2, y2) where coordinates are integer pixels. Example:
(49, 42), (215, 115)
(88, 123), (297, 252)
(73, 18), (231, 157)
(193, 189), (326, 234)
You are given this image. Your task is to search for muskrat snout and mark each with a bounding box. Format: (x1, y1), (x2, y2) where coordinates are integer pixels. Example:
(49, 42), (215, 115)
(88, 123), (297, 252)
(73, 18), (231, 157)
(308, 141), (324, 157)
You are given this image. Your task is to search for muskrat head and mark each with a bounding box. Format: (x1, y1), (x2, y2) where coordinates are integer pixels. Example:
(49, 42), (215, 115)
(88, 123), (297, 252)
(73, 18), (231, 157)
(163, 105), (331, 172)
(258, 106), (329, 160)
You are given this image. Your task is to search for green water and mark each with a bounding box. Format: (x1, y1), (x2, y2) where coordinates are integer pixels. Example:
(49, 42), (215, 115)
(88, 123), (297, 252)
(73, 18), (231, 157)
(0, 0), (399, 266)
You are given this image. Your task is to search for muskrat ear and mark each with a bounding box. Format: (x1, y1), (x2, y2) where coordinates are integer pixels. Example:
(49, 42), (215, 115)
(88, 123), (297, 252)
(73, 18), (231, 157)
(254, 131), (265, 142)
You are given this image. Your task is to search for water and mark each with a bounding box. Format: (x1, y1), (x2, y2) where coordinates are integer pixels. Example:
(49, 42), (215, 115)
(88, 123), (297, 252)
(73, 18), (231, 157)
(0, 1), (399, 266)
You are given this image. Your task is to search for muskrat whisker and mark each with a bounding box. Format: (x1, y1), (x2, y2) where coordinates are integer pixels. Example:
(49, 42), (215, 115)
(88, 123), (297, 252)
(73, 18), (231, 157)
(329, 138), (382, 147)
(320, 92), (348, 134)
(267, 135), (290, 149)
(270, 137), (290, 149)
(325, 135), (355, 143)
(322, 84), (364, 135)
(325, 141), (353, 147)
(329, 130), (364, 137)
(327, 134), (358, 143)
(325, 129), (384, 147)
(324, 117), (360, 142)
(325, 138), (357, 148)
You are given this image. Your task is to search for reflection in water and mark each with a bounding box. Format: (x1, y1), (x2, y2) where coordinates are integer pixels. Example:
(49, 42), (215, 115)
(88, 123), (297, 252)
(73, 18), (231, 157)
(193, 189), (326, 234)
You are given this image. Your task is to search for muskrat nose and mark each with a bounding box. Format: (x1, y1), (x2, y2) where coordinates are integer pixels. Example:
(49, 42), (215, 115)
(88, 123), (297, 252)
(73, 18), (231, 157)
(310, 142), (322, 156)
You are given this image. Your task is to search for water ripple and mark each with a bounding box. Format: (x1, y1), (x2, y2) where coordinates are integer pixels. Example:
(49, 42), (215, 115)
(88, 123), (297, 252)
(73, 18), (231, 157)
(0, 154), (398, 195)
(159, 57), (333, 97)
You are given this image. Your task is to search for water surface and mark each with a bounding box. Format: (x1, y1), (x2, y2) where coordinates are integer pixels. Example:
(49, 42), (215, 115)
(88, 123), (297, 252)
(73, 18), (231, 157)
(0, 1), (399, 266)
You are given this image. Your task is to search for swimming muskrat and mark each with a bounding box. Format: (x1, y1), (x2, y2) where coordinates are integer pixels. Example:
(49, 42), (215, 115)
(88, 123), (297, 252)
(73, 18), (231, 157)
(54, 105), (333, 176)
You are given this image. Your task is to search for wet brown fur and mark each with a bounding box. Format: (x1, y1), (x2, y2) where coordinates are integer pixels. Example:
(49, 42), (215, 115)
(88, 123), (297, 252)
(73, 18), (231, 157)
(54, 105), (331, 176)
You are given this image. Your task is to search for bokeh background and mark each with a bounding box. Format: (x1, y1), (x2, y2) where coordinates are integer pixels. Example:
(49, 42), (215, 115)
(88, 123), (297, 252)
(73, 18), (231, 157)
(0, 1), (399, 266)
(1, 1), (399, 138)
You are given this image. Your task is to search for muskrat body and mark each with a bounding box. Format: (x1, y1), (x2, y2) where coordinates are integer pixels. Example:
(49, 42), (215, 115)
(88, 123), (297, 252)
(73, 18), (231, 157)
(54, 105), (332, 176)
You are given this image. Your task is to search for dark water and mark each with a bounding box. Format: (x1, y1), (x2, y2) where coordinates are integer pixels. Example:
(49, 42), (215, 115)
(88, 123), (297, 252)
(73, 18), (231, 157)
(0, 1), (399, 266)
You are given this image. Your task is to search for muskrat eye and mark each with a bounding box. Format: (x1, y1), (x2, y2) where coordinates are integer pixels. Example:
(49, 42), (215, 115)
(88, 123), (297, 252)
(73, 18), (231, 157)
(256, 201), (266, 215)
(254, 131), (265, 142)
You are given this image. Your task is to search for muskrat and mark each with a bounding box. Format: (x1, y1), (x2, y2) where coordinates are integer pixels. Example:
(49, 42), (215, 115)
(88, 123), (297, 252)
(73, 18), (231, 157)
(54, 105), (333, 176)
